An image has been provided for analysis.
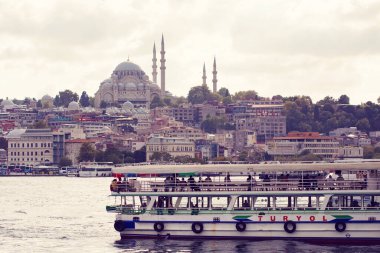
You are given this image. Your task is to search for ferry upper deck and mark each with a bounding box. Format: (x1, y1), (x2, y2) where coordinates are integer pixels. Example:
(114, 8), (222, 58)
(110, 161), (380, 194)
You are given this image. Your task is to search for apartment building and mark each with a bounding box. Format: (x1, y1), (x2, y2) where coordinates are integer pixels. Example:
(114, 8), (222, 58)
(6, 128), (54, 166)
(146, 135), (195, 161)
(267, 132), (340, 160)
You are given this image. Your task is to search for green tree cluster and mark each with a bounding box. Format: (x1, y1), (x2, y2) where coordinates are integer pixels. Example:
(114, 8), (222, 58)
(54, 90), (79, 107)
(187, 86), (220, 104)
(201, 116), (235, 134)
(283, 95), (380, 133)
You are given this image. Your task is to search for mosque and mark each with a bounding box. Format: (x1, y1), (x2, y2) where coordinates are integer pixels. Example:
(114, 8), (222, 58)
(94, 35), (219, 109)
(94, 35), (166, 109)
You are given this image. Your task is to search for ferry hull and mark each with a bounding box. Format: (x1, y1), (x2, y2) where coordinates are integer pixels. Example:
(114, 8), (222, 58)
(116, 213), (380, 241)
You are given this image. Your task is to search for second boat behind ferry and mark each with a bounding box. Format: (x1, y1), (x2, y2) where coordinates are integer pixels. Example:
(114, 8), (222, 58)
(108, 161), (380, 242)
(78, 162), (114, 177)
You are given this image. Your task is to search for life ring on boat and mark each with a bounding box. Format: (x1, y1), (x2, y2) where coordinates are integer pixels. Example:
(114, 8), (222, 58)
(154, 222), (165, 232)
(284, 221), (297, 233)
(191, 222), (204, 234)
(114, 220), (125, 232)
(335, 222), (346, 232)
(236, 221), (246, 232)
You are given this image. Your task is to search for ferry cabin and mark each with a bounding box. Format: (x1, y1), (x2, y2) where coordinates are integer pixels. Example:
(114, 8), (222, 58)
(109, 162), (380, 241)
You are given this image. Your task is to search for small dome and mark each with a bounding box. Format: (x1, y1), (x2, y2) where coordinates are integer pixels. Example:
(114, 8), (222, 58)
(114, 61), (142, 72)
(150, 83), (160, 90)
(41, 94), (53, 100)
(1, 99), (15, 107)
(122, 101), (134, 110)
(67, 101), (80, 110)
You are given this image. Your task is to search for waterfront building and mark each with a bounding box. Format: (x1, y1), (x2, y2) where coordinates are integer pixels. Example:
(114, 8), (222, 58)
(146, 135), (195, 161)
(338, 146), (364, 159)
(53, 132), (71, 164)
(6, 128), (53, 166)
(0, 148), (6, 165)
(267, 132), (340, 160)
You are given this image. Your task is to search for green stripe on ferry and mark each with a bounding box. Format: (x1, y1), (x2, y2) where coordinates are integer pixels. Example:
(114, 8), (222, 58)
(332, 215), (353, 220)
(233, 215), (252, 220)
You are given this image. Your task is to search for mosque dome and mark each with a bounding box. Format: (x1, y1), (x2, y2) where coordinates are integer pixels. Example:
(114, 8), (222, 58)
(122, 101), (134, 110)
(67, 101), (80, 110)
(114, 61), (142, 72)
(1, 99), (15, 107)
(42, 95), (53, 100)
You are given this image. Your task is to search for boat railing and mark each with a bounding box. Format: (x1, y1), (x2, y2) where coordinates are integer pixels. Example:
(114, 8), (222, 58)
(110, 178), (377, 193)
(109, 205), (380, 214)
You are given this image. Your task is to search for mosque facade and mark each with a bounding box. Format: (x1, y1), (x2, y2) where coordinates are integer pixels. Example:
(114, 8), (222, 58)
(94, 35), (167, 109)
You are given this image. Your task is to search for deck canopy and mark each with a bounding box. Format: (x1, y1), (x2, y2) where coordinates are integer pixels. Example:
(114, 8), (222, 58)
(112, 161), (380, 175)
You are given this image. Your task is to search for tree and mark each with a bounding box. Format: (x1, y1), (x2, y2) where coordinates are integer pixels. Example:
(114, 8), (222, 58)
(100, 101), (108, 108)
(233, 90), (258, 101)
(363, 145), (375, 159)
(53, 95), (60, 107)
(56, 89), (79, 107)
(59, 156), (73, 167)
(338, 95), (350, 104)
(218, 87), (230, 97)
(133, 146), (146, 163)
(32, 120), (48, 129)
(0, 137), (8, 150)
(150, 152), (162, 161)
(356, 118), (371, 132)
(150, 96), (165, 109)
(187, 86), (213, 104)
(79, 91), (90, 107)
(78, 143), (96, 162)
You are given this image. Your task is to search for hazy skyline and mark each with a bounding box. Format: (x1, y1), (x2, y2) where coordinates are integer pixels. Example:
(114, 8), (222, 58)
(1, 0), (380, 104)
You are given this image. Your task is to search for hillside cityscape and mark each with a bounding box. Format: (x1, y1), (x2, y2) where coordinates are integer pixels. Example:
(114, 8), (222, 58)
(1, 36), (380, 172)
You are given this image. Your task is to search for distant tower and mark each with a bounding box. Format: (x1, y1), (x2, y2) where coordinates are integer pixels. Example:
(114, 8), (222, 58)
(202, 62), (207, 87)
(212, 57), (218, 93)
(160, 34), (166, 93)
(152, 42), (157, 84)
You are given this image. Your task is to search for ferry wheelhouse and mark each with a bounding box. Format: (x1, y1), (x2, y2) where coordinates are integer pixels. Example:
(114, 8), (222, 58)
(108, 161), (380, 242)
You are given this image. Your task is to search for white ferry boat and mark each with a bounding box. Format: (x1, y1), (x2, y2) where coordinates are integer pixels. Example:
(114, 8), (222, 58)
(78, 162), (114, 177)
(108, 161), (380, 242)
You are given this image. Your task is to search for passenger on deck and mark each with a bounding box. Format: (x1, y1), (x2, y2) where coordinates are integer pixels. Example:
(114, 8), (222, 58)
(116, 178), (123, 193)
(188, 176), (196, 191)
(195, 177), (202, 191)
(169, 176), (176, 192)
(242, 200), (250, 208)
(205, 175), (212, 191)
(110, 179), (118, 192)
(246, 175), (252, 191)
(336, 174), (344, 189)
(179, 178), (187, 191)
(164, 176), (170, 192)
(327, 175), (335, 190)
(263, 175), (271, 191)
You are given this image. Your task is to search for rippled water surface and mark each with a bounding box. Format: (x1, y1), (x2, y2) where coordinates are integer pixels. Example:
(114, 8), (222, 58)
(1, 177), (380, 253)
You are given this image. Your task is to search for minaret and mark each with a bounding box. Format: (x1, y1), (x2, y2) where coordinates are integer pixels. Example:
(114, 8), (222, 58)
(202, 62), (207, 87)
(212, 56), (218, 93)
(160, 34), (166, 93)
(152, 42), (157, 84)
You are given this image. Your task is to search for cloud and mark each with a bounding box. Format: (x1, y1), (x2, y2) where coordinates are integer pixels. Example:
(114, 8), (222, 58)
(0, 0), (379, 104)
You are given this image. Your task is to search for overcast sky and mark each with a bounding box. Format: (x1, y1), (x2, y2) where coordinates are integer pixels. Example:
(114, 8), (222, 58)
(1, 0), (380, 104)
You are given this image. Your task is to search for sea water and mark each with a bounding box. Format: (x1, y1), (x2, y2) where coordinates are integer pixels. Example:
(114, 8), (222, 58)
(0, 177), (379, 253)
